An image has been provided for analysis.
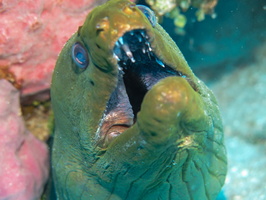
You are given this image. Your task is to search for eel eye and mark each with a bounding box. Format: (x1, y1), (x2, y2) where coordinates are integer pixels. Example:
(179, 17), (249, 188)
(136, 5), (157, 27)
(71, 42), (89, 69)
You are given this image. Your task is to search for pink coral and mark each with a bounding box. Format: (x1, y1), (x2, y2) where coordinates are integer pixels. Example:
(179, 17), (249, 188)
(0, 0), (108, 98)
(0, 79), (49, 200)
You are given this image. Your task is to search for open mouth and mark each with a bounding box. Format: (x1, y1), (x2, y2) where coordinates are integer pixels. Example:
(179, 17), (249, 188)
(98, 29), (186, 147)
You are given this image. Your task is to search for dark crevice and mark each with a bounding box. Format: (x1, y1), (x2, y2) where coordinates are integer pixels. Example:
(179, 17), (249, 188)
(123, 61), (180, 117)
(96, 43), (101, 49)
(124, 168), (151, 200)
(106, 173), (120, 200)
(90, 80), (95, 86)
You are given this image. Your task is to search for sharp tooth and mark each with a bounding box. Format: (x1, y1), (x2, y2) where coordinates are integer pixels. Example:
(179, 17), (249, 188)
(113, 53), (120, 61)
(122, 44), (135, 63)
(145, 41), (152, 51)
(147, 51), (151, 60)
(148, 45), (152, 51)
(155, 57), (165, 68)
(130, 56), (136, 63)
(113, 45), (122, 59)
(118, 37), (124, 45)
(142, 48), (146, 54)
(140, 31), (146, 38)
(137, 35), (142, 42)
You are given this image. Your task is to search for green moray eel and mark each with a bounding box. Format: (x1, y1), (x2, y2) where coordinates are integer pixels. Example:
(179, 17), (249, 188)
(50, 0), (227, 199)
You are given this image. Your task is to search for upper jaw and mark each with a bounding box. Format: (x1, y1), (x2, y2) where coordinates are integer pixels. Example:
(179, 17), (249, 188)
(96, 29), (186, 147)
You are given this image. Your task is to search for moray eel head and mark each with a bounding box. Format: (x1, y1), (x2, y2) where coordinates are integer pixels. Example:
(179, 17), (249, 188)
(51, 0), (227, 199)
(75, 0), (196, 147)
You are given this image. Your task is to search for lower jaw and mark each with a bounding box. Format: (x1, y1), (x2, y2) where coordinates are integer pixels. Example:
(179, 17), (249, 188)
(103, 125), (130, 146)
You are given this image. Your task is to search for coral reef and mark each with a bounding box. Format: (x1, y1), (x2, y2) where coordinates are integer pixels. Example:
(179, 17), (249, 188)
(146, 0), (217, 16)
(22, 101), (52, 141)
(0, 79), (49, 200)
(145, 0), (218, 34)
(0, 0), (109, 100)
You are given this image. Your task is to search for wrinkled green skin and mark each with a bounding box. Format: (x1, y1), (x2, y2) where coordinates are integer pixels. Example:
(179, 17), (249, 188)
(50, 0), (227, 199)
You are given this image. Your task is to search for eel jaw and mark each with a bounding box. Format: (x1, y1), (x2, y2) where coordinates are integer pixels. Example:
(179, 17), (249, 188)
(97, 29), (186, 147)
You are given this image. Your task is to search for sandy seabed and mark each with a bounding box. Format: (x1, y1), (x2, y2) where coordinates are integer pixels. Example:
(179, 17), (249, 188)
(210, 42), (266, 200)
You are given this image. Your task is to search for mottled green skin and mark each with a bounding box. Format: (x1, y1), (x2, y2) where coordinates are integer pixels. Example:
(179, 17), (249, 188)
(50, 0), (227, 199)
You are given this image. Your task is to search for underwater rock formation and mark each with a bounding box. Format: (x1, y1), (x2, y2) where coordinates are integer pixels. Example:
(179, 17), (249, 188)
(0, 0), (109, 100)
(0, 79), (49, 200)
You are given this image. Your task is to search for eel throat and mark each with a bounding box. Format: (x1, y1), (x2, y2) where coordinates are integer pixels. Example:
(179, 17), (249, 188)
(98, 29), (186, 147)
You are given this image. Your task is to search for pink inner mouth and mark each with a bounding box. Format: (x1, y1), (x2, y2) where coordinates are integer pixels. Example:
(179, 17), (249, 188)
(98, 74), (134, 147)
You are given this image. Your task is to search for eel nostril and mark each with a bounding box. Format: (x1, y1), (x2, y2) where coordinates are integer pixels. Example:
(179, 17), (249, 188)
(129, 4), (136, 10)
(96, 28), (104, 35)
(95, 16), (109, 35)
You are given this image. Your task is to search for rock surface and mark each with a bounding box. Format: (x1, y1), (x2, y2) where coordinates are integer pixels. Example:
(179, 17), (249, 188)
(0, 79), (49, 200)
(0, 0), (108, 99)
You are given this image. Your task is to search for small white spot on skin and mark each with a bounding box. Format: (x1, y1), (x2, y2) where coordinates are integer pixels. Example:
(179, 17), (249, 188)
(124, 140), (136, 149)
(183, 136), (193, 146)
(161, 92), (167, 97)
(95, 113), (107, 141)
(139, 140), (147, 146)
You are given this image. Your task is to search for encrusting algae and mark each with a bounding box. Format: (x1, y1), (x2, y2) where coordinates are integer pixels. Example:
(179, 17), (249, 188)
(146, 0), (218, 34)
